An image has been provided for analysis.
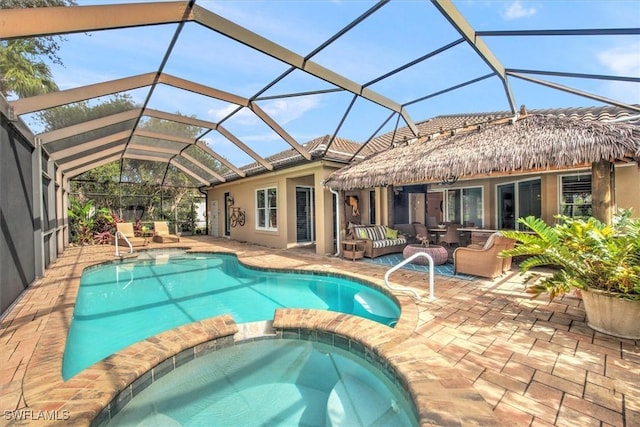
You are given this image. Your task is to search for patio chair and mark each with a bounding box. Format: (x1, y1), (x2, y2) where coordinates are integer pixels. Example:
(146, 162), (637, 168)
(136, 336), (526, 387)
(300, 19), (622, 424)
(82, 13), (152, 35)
(115, 222), (148, 247)
(412, 223), (438, 245)
(427, 216), (438, 228)
(453, 232), (516, 279)
(153, 221), (180, 243)
(439, 223), (461, 246)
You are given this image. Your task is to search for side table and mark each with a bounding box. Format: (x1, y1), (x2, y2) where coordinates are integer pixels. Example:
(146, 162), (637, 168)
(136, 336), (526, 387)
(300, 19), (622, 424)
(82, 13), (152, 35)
(342, 240), (365, 261)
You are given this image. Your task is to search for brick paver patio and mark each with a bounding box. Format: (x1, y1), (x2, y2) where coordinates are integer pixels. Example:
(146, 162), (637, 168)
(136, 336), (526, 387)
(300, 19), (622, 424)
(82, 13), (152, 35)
(1, 236), (638, 426)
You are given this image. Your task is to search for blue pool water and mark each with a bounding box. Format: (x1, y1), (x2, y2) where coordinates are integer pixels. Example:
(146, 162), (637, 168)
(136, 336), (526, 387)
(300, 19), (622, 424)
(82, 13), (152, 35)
(106, 339), (418, 426)
(63, 251), (400, 380)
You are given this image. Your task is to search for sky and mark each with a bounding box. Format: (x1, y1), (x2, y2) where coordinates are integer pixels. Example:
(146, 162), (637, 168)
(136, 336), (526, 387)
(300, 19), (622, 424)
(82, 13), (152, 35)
(21, 0), (640, 168)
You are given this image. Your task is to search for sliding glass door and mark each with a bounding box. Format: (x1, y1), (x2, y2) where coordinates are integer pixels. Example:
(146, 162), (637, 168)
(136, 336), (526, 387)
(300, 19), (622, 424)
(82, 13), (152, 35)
(497, 178), (541, 230)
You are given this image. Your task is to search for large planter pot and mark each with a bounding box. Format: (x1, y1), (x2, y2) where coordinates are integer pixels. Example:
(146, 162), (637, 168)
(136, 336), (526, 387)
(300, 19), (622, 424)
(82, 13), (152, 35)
(581, 289), (640, 339)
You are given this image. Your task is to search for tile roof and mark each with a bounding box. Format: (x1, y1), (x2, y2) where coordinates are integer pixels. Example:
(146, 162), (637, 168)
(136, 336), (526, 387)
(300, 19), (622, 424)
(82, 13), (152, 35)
(364, 105), (640, 153)
(216, 105), (639, 185)
(220, 135), (363, 181)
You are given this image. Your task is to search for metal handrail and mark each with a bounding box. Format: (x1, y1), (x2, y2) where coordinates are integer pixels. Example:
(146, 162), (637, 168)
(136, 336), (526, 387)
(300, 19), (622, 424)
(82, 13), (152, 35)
(116, 264), (134, 289)
(383, 252), (436, 302)
(114, 231), (133, 257)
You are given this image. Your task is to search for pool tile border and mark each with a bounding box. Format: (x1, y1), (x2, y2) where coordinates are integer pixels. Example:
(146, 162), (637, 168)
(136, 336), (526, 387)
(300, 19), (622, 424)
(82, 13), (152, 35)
(94, 324), (428, 426)
(272, 308), (503, 426)
(92, 334), (237, 426)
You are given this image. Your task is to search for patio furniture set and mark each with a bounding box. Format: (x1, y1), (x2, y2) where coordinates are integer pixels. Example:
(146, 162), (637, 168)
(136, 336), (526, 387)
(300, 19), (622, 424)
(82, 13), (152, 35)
(344, 223), (516, 279)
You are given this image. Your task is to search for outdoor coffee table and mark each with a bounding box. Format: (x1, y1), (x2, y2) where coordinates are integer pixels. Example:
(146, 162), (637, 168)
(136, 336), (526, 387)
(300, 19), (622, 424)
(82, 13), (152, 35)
(402, 244), (448, 265)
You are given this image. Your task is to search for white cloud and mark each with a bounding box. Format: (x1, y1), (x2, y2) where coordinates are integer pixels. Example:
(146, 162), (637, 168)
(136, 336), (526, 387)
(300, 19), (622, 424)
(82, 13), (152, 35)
(207, 105), (257, 126)
(207, 96), (320, 126)
(260, 97), (320, 125)
(501, 1), (536, 20)
(597, 43), (640, 76)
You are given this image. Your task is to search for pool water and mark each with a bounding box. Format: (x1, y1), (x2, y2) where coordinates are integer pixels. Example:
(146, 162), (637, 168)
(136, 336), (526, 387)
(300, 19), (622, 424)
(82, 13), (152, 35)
(63, 251), (400, 380)
(105, 339), (418, 426)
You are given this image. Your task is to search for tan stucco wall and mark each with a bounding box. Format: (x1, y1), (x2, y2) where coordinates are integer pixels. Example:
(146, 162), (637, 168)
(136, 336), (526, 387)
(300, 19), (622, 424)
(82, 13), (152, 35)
(207, 163), (637, 254)
(615, 165), (640, 217)
(206, 162), (342, 256)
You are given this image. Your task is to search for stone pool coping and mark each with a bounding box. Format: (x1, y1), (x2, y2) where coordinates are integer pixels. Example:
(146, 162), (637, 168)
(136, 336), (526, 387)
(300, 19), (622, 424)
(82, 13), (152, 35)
(92, 309), (501, 426)
(3, 239), (504, 426)
(5, 237), (639, 426)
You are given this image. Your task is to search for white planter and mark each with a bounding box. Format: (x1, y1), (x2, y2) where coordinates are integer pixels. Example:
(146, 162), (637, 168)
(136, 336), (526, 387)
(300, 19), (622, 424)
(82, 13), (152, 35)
(581, 289), (640, 339)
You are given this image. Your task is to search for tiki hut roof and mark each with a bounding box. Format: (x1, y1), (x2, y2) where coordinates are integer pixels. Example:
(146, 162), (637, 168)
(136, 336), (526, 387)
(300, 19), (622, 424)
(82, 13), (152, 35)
(324, 114), (640, 191)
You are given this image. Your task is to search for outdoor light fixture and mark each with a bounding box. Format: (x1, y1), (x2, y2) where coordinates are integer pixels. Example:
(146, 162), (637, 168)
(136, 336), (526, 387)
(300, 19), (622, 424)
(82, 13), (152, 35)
(439, 175), (459, 185)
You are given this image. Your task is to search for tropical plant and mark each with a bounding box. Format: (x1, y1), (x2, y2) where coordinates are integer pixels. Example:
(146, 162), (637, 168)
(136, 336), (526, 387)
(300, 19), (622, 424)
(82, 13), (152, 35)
(68, 197), (114, 244)
(501, 210), (640, 301)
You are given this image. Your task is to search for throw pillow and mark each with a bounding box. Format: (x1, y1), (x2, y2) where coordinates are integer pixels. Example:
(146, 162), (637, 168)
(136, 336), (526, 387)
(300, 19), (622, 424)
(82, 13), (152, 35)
(357, 228), (368, 239)
(385, 227), (398, 239)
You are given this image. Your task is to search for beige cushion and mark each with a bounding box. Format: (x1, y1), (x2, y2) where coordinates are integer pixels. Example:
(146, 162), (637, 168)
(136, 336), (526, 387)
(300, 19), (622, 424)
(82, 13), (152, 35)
(483, 232), (501, 250)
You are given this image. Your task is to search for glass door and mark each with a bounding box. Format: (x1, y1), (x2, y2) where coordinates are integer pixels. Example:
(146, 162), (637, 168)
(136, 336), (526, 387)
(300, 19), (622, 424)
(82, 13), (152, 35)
(295, 187), (314, 243)
(497, 183), (515, 229)
(518, 179), (542, 227)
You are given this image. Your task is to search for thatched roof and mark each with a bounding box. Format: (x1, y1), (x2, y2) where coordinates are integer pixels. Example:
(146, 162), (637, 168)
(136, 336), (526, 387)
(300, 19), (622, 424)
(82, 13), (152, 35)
(324, 114), (640, 191)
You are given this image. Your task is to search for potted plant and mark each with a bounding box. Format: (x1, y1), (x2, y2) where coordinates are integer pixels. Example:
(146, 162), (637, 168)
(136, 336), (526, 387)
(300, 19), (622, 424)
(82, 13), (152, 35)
(501, 210), (640, 339)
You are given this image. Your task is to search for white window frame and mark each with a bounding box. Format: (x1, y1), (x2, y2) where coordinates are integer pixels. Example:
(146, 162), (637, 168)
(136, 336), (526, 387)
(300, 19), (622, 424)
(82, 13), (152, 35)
(255, 186), (278, 231)
(558, 172), (592, 218)
(431, 186), (484, 227)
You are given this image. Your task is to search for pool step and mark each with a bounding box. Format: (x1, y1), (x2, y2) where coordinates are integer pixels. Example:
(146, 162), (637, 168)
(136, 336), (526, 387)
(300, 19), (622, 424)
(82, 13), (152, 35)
(235, 320), (277, 342)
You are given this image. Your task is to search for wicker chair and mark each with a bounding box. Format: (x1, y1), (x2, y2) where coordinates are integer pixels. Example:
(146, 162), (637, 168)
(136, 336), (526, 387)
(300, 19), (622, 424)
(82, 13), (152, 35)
(453, 233), (516, 279)
(439, 223), (461, 246)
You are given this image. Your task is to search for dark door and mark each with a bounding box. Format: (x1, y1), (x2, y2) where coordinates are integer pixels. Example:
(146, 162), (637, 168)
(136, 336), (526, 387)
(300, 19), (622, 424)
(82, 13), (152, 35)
(296, 187), (314, 242)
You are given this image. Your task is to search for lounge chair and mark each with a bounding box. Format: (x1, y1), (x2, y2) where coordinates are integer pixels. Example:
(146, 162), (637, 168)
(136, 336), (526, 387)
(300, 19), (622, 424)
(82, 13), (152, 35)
(115, 222), (148, 247)
(153, 221), (180, 243)
(453, 232), (516, 279)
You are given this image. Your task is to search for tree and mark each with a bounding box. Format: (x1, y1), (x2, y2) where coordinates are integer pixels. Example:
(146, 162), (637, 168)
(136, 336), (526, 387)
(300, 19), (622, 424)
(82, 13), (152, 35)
(37, 95), (225, 227)
(0, 0), (77, 98)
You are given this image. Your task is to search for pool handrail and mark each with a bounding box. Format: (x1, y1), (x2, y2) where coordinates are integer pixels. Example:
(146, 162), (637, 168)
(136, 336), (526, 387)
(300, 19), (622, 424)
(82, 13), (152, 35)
(383, 252), (435, 302)
(114, 231), (133, 257)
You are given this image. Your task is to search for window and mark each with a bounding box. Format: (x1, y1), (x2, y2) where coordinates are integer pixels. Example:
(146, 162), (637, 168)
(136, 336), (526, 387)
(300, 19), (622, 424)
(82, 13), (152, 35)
(442, 186), (483, 227)
(560, 173), (592, 218)
(256, 187), (277, 230)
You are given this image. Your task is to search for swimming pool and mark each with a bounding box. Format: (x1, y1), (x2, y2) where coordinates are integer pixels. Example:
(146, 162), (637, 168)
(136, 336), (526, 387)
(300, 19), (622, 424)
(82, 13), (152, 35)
(63, 251), (400, 380)
(104, 338), (418, 426)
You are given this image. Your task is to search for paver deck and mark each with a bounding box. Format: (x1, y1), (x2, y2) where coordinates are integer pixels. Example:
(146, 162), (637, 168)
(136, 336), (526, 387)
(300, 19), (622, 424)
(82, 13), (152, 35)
(1, 236), (638, 426)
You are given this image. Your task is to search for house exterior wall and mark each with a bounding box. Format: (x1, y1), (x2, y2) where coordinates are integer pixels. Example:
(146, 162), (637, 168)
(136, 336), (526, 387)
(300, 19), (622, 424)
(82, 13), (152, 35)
(206, 161), (636, 257)
(615, 165), (640, 215)
(419, 163), (639, 230)
(206, 161), (343, 256)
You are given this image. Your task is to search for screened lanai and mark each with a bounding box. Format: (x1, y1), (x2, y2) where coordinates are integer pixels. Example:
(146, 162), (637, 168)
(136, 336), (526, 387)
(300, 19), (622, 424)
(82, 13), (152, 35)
(3, 0), (639, 184)
(1, 0), (639, 312)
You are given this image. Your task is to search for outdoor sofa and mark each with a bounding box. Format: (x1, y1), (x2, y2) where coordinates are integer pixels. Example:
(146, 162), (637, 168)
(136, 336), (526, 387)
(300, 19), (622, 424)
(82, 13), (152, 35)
(347, 224), (407, 259)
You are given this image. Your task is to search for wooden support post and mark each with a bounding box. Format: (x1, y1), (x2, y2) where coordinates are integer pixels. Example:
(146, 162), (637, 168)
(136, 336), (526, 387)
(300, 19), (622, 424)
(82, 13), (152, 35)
(387, 186), (395, 227)
(591, 159), (614, 224)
